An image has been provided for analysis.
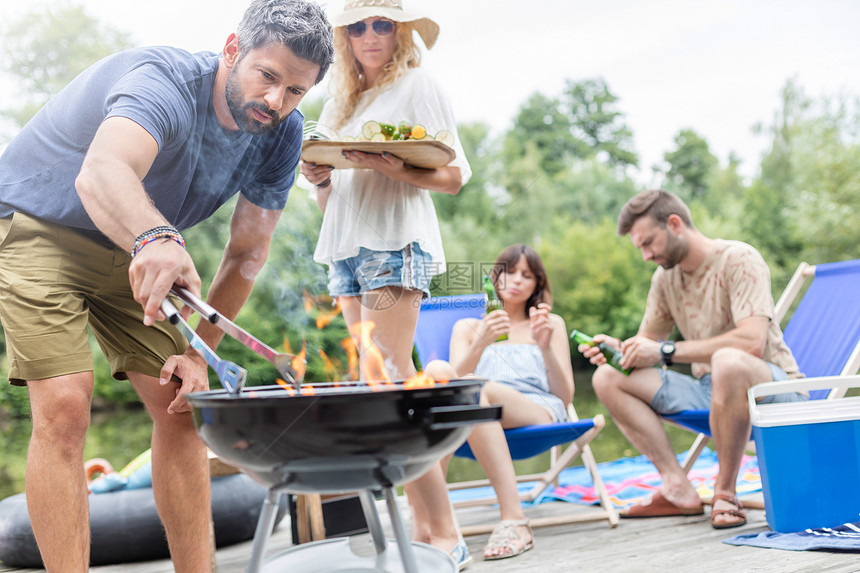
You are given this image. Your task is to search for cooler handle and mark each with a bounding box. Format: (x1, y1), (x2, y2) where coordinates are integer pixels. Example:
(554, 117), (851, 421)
(748, 374), (860, 416)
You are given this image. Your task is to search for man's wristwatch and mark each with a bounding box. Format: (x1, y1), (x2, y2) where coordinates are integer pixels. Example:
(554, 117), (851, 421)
(659, 340), (676, 367)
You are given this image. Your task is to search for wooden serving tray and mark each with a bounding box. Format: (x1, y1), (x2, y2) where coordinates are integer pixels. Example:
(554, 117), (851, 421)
(301, 140), (455, 170)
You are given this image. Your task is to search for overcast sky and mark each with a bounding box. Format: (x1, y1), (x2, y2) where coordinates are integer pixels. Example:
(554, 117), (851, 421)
(2, 0), (859, 180)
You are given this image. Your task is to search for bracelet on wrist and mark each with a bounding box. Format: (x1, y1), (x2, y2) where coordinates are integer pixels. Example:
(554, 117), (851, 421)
(132, 226), (185, 258)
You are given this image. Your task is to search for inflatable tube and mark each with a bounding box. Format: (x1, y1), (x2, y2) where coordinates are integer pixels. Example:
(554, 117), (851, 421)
(0, 473), (287, 568)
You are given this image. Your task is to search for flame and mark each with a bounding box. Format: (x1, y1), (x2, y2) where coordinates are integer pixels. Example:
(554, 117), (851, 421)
(318, 348), (342, 382)
(303, 290), (343, 329)
(340, 337), (360, 381)
(292, 341), (307, 380)
(300, 385), (316, 396)
(275, 378), (296, 396)
(282, 338), (293, 355)
(248, 390), (258, 398)
(403, 372), (439, 389)
(316, 300), (342, 329)
(348, 321), (392, 387)
(302, 289), (315, 314)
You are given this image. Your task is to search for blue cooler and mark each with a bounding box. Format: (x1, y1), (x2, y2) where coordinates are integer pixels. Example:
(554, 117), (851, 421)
(749, 376), (860, 532)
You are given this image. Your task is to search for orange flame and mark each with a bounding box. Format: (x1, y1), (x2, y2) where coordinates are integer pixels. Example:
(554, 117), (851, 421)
(348, 321), (392, 387)
(292, 341), (307, 381)
(303, 290), (343, 329)
(282, 338), (293, 355)
(300, 385), (317, 396)
(302, 289), (315, 314)
(318, 348), (342, 382)
(275, 378), (296, 396)
(340, 337), (360, 381)
(316, 300), (342, 330)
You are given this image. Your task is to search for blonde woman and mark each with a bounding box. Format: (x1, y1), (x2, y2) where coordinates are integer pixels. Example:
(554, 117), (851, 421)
(300, 0), (472, 568)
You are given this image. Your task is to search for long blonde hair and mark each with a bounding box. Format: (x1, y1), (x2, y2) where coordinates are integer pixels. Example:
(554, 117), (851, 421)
(328, 22), (422, 131)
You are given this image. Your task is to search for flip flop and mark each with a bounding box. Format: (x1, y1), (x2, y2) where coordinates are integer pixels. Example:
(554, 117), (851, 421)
(620, 491), (704, 518)
(710, 493), (747, 529)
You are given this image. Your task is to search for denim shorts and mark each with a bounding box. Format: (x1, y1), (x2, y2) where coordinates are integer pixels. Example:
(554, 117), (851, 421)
(327, 242), (433, 298)
(650, 362), (808, 415)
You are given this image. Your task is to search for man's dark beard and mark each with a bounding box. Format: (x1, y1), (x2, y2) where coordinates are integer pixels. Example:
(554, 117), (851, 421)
(659, 232), (689, 269)
(225, 69), (283, 134)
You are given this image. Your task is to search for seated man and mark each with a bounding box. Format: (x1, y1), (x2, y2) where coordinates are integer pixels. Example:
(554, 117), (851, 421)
(579, 189), (806, 529)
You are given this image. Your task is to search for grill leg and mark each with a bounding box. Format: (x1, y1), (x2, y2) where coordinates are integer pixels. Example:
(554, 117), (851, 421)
(358, 489), (388, 555)
(383, 487), (420, 573)
(246, 489), (282, 573)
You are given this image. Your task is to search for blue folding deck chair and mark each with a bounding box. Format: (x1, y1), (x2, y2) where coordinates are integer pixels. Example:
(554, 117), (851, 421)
(661, 259), (860, 506)
(413, 294), (619, 535)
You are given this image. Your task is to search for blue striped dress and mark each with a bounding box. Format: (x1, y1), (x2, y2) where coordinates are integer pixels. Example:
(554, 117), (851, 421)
(473, 344), (568, 422)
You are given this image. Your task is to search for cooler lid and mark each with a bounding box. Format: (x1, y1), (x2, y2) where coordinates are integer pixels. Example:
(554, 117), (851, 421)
(751, 395), (860, 427)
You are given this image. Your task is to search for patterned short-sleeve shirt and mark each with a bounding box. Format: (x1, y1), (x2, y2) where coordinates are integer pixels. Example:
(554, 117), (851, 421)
(640, 239), (799, 379)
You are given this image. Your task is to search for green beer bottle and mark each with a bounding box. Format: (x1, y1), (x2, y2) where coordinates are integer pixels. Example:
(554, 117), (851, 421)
(482, 275), (508, 341)
(570, 329), (633, 375)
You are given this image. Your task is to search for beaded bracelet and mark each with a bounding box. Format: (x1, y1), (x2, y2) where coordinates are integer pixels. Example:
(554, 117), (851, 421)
(131, 226), (185, 258)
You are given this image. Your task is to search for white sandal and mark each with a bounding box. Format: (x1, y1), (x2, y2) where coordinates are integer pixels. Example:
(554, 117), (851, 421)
(483, 519), (534, 560)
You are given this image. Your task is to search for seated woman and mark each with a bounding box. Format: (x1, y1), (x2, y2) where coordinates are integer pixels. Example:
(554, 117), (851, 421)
(427, 243), (574, 561)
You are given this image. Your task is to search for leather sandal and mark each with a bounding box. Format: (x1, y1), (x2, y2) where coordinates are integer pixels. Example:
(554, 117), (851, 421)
(710, 493), (747, 529)
(483, 519), (534, 560)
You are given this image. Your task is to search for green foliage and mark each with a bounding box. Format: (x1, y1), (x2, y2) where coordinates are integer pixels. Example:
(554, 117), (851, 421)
(562, 78), (639, 168)
(747, 80), (860, 269)
(503, 92), (575, 177)
(542, 218), (651, 343)
(433, 121), (499, 227)
(0, 2), (133, 131)
(502, 78), (638, 178)
(662, 129), (719, 200)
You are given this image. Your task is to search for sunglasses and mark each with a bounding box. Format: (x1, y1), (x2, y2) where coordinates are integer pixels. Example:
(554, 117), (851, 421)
(347, 19), (396, 39)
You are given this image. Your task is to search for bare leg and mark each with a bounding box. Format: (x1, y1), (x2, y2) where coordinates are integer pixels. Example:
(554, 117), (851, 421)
(709, 348), (771, 525)
(130, 373), (212, 572)
(467, 383), (546, 557)
(26, 373), (94, 573)
(592, 365), (700, 507)
(403, 465), (460, 553)
(343, 287), (423, 381)
(342, 289), (463, 551)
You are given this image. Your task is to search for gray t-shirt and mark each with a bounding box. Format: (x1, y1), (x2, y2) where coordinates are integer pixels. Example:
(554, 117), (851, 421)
(0, 46), (302, 231)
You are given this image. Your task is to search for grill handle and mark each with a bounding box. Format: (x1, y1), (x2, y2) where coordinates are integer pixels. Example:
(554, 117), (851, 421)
(422, 404), (502, 430)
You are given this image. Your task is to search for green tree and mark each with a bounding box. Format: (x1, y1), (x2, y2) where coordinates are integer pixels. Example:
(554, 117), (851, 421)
(502, 92), (575, 177)
(541, 217), (651, 369)
(562, 78), (638, 169)
(784, 96), (860, 264)
(0, 3), (133, 132)
(744, 81), (810, 270)
(662, 129), (719, 201)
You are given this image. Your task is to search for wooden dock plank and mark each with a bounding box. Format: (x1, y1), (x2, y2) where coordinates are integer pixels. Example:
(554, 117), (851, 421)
(2, 498), (858, 572)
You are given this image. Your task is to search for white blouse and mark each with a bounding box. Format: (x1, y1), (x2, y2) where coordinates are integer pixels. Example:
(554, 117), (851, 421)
(311, 67), (472, 273)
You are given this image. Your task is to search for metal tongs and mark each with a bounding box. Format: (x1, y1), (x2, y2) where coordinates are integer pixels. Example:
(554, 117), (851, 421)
(169, 286), (304, 390)
(160, 298), (248, 394)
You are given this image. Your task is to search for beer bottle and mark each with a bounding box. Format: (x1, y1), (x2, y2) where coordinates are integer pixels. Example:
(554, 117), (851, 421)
(570, 329), (632, 375)
(482, 275), (508, 342)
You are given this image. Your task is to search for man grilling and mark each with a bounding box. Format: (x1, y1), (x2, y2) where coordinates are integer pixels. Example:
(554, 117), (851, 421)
(0, 1), (332, 570)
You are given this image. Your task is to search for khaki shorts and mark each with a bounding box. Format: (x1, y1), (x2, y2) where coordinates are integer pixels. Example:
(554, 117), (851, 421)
(0, 212), (187, 386)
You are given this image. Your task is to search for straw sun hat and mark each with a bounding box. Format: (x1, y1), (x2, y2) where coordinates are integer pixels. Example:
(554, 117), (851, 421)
(330, 0), (440, 50)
